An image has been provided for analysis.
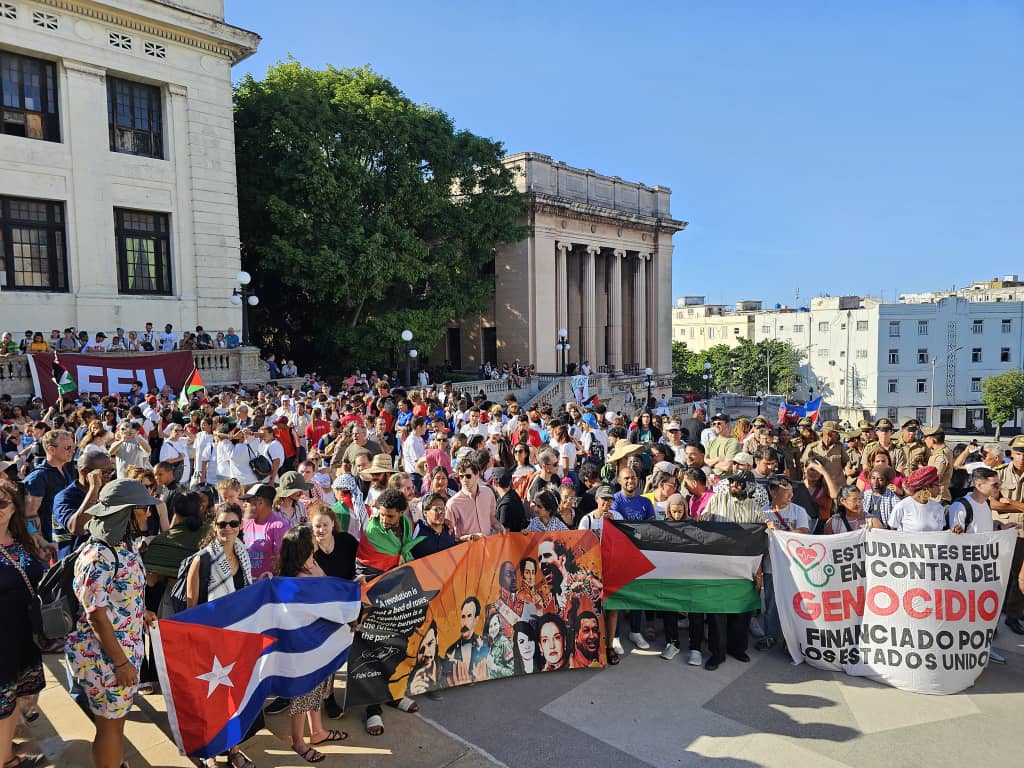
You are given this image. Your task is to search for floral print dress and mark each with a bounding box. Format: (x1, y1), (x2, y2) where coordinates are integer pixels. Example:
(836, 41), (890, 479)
(65, 540), (145, 719)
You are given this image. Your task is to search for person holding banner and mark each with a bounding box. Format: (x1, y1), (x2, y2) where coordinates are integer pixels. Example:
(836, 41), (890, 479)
(756, 477), (810, 652)
(889, 467), (946, 533)
(993, 436), (1024, 635)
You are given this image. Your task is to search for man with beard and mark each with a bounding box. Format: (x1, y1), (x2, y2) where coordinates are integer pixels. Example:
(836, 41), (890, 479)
(444, 596), (489, 684)
(407, 621), (442, 697)
(698, 471), (763, 671)
(537, 613), (571, 672)
(490, 560), (522, 636)
(537, 539), (602, 628)
(570, 612), (602, 668)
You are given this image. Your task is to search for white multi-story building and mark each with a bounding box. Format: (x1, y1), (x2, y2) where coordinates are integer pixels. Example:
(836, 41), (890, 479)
(753, 295), (1024, 430)
(0, 0), (258, 335)
(671, 297), (761, 352)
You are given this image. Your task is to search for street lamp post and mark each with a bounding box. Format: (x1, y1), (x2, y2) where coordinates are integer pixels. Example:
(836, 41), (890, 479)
(702, 361), (712, 412)
(644, 367), (654, 410)
(229, 271), (259, 346)
(554, 328), (570, 376)
(400, 329), (417, 387)
(756, 390), (764, 416)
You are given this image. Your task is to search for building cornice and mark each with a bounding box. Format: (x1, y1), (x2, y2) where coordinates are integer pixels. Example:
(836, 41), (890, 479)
(37, 0), (260, 63)
(531, 193), (687, 235)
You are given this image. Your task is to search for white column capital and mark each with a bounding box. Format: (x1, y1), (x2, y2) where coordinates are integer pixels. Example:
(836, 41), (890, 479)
(613, 248), (626, 258)
(639, 252), (652, 261)
(556, 241), (572, 253)
(586, 245), (601, 255)
(63, 59), (106, 80)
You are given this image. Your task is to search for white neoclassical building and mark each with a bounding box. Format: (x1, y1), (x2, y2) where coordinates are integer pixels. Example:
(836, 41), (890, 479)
(441, 153), (686, 375)
(0, 0), (258, 335)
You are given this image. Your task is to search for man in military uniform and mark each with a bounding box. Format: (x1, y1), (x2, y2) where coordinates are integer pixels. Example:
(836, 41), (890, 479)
(993, 435), (1024, 634)
(743, 415), (771, 453)
(790, 417), (818, 481)
(892, 418), (928, 475)
(861, 418), (897, 468)
(802, 420), (845, 489)
(775, 425), (800, 480)
(921, 425), (954, 502)
(858, 419), (876, 447)
(843, 430), (864, 468)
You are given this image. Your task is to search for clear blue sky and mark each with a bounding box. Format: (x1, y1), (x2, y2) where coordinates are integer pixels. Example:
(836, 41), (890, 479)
(225, 0), (1023, 309)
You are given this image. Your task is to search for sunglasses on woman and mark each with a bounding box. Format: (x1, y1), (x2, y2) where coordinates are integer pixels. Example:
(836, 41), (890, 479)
(215, 519), (242, 529)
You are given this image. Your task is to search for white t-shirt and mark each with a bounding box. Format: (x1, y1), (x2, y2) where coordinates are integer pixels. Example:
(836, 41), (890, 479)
(260, 439), (286, 474)
(228, 439), (261, 485)
(159, 438), (191, 482)
(557, 441), (577, 477)
(947, 494), (995, 534)
(215, 438), (235, 479)
(889, 497), (946, 533)
(159, 331), (178, 351)
(763, 502), (810, 533)
(577, 509), (622, 533)
(192, 431), (217, 484)
(402, 433), (425, 474)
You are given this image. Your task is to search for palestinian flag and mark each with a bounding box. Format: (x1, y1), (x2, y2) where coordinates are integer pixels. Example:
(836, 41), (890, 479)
(178, 367), (205, 408)
(355, 515), (425, 575)
(52, 354), (76, 396)
(602, 520), (766, 613)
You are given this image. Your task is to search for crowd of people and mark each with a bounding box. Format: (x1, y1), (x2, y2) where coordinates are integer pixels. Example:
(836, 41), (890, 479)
(0, 325), (245, 355)
(1, 375), (1023, 767)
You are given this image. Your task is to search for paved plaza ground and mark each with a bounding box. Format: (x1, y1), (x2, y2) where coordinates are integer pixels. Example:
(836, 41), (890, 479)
(22, 619), (1024, 768)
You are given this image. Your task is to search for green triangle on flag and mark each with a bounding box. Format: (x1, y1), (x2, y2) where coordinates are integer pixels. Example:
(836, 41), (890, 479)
(178, 367), (205, 408)
(52, 354), (76, 396)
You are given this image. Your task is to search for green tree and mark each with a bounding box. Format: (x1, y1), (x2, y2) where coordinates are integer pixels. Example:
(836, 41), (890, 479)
(679, 340), (803, 397)
(671, 342), (704, 393)
(233, 61), (528, 369)
(981, 369), (1024, 440)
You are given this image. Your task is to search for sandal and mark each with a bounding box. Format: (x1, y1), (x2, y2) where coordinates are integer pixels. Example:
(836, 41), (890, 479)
(365, 714), (384, 736)
(23, 710), (39, 723)
(606, 647), (620, 665)
(386, 696), (419, 713)
(4, 756), (45, 768)
(228, 752), (254, 768)
(312, 729), (348, 745)
(295, 747), (324, 764)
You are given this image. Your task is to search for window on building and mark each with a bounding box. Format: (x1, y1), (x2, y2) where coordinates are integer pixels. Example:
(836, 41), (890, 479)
(839, 350), (846, 357)
(761, 325), (770, 335)
(972, 319), (983, 334)
(707, 328), (714, 339)
(0, 51), (60, 141)
(689, 328), (694, 338)
(887, 379), (898, 393)
(114, 208), (171, 295)
(915, 407), (927, 422)
(1002, 319), (1012, 334)
(916, 379), (927, 393)
(107, 77), (163, 159)
(856, 320), (868, 331)
(918, 320), (928, 335)
(733, 327), (740, 335)
(0, 196), (68, 291)
(889, 321), (900, 337)
(1001, 348), (1011, 363)
(971, 378), (981, 393)
(856, 349), (867, 359)
(917, 348), (928, 364)
(888, 349), (899, 364)
(818, 321), (829, 332)
(793, 324), (804, 333)
(887, 407), (898, 419)
(817, 348), (828, 358)
(971, 348), (982, 363)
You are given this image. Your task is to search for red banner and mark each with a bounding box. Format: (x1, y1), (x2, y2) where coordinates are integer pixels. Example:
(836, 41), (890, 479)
(29, 351), (196, 404)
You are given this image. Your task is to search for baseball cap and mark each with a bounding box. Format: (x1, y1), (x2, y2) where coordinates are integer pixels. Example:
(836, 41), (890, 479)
(732, 452), (754, 466)
(654, 460), (678, 474)
(596, 485), (616, 500)
(711, 412), (730, 423)
(665, 421), (682, 431)
(240, 483), (276, 502)
(491, 467), (513, 487)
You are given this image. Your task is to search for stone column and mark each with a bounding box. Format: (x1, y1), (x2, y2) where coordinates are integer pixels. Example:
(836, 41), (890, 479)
(582, 246), (599, 366)
(634, 254), (650, 368)
(609, 249), (624, 371)
(555, 241), (570, 339)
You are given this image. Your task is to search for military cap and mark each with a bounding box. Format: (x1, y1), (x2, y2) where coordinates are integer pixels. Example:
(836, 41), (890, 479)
(752, 415), (769, 427)
(797, 417), (814, 428)
(858, 420), (873, 431)
(900, 418), (920, 430)
(821, 420), (839, 433)
(1009, 435), (1024, 450)
(921, 425), (944, 437)
(842, 430), (860, 440)
(875, 418), (894, 430)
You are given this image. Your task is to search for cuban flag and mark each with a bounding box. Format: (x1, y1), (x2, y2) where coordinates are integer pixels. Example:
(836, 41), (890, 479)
(152, 577), (361, 758)
(777, 397), (823, 427)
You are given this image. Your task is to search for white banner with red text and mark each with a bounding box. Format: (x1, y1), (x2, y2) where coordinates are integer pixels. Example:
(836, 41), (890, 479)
(770, 528), (1016, 695)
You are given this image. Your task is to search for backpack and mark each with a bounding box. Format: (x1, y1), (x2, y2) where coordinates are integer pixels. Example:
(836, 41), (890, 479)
(31, 539), (119, 646)
(945, 499), (974, 532)
(166, 550), (211, 615)
(247, 443), (273, 479)
(585, 433), (606, 466)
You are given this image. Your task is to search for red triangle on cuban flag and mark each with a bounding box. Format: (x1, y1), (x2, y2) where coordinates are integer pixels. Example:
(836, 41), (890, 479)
(601, 521), (656, 597)
(159, 619), (276, 754)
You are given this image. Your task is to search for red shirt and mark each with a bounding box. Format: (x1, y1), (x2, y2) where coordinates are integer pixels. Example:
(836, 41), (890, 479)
(305, 420), (331, 448)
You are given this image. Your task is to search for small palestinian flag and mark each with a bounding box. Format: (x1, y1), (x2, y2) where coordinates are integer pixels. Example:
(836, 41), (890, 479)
(178, 367), (205, 408)
(52, 355), (76, 396)
(602, 520), (766, 614)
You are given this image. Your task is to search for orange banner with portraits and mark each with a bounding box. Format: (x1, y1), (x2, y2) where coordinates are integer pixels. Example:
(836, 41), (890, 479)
(345, 531), (606, 706)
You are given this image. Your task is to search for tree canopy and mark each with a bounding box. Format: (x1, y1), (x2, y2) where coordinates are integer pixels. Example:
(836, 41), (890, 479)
(672, 339), (804, 397)
(234, 60), (527, 369)
(981, 369), (1024, 439)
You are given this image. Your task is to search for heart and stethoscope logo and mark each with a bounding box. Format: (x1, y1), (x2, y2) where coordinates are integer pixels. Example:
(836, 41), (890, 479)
(785, 539), (835, 587)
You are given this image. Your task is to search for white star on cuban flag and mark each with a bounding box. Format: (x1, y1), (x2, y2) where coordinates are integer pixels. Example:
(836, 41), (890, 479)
(196, 656), (236, 697)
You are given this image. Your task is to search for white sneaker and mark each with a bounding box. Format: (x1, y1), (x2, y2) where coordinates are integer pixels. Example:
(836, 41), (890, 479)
(628, 632), (650, 650)
(686, 650), (702, 666)
(611, 637), (625, 656)
(661, 643), (680, 660)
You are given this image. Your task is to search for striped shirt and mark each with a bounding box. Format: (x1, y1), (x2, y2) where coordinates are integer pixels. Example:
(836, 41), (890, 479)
(700, 492), (764, 524)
